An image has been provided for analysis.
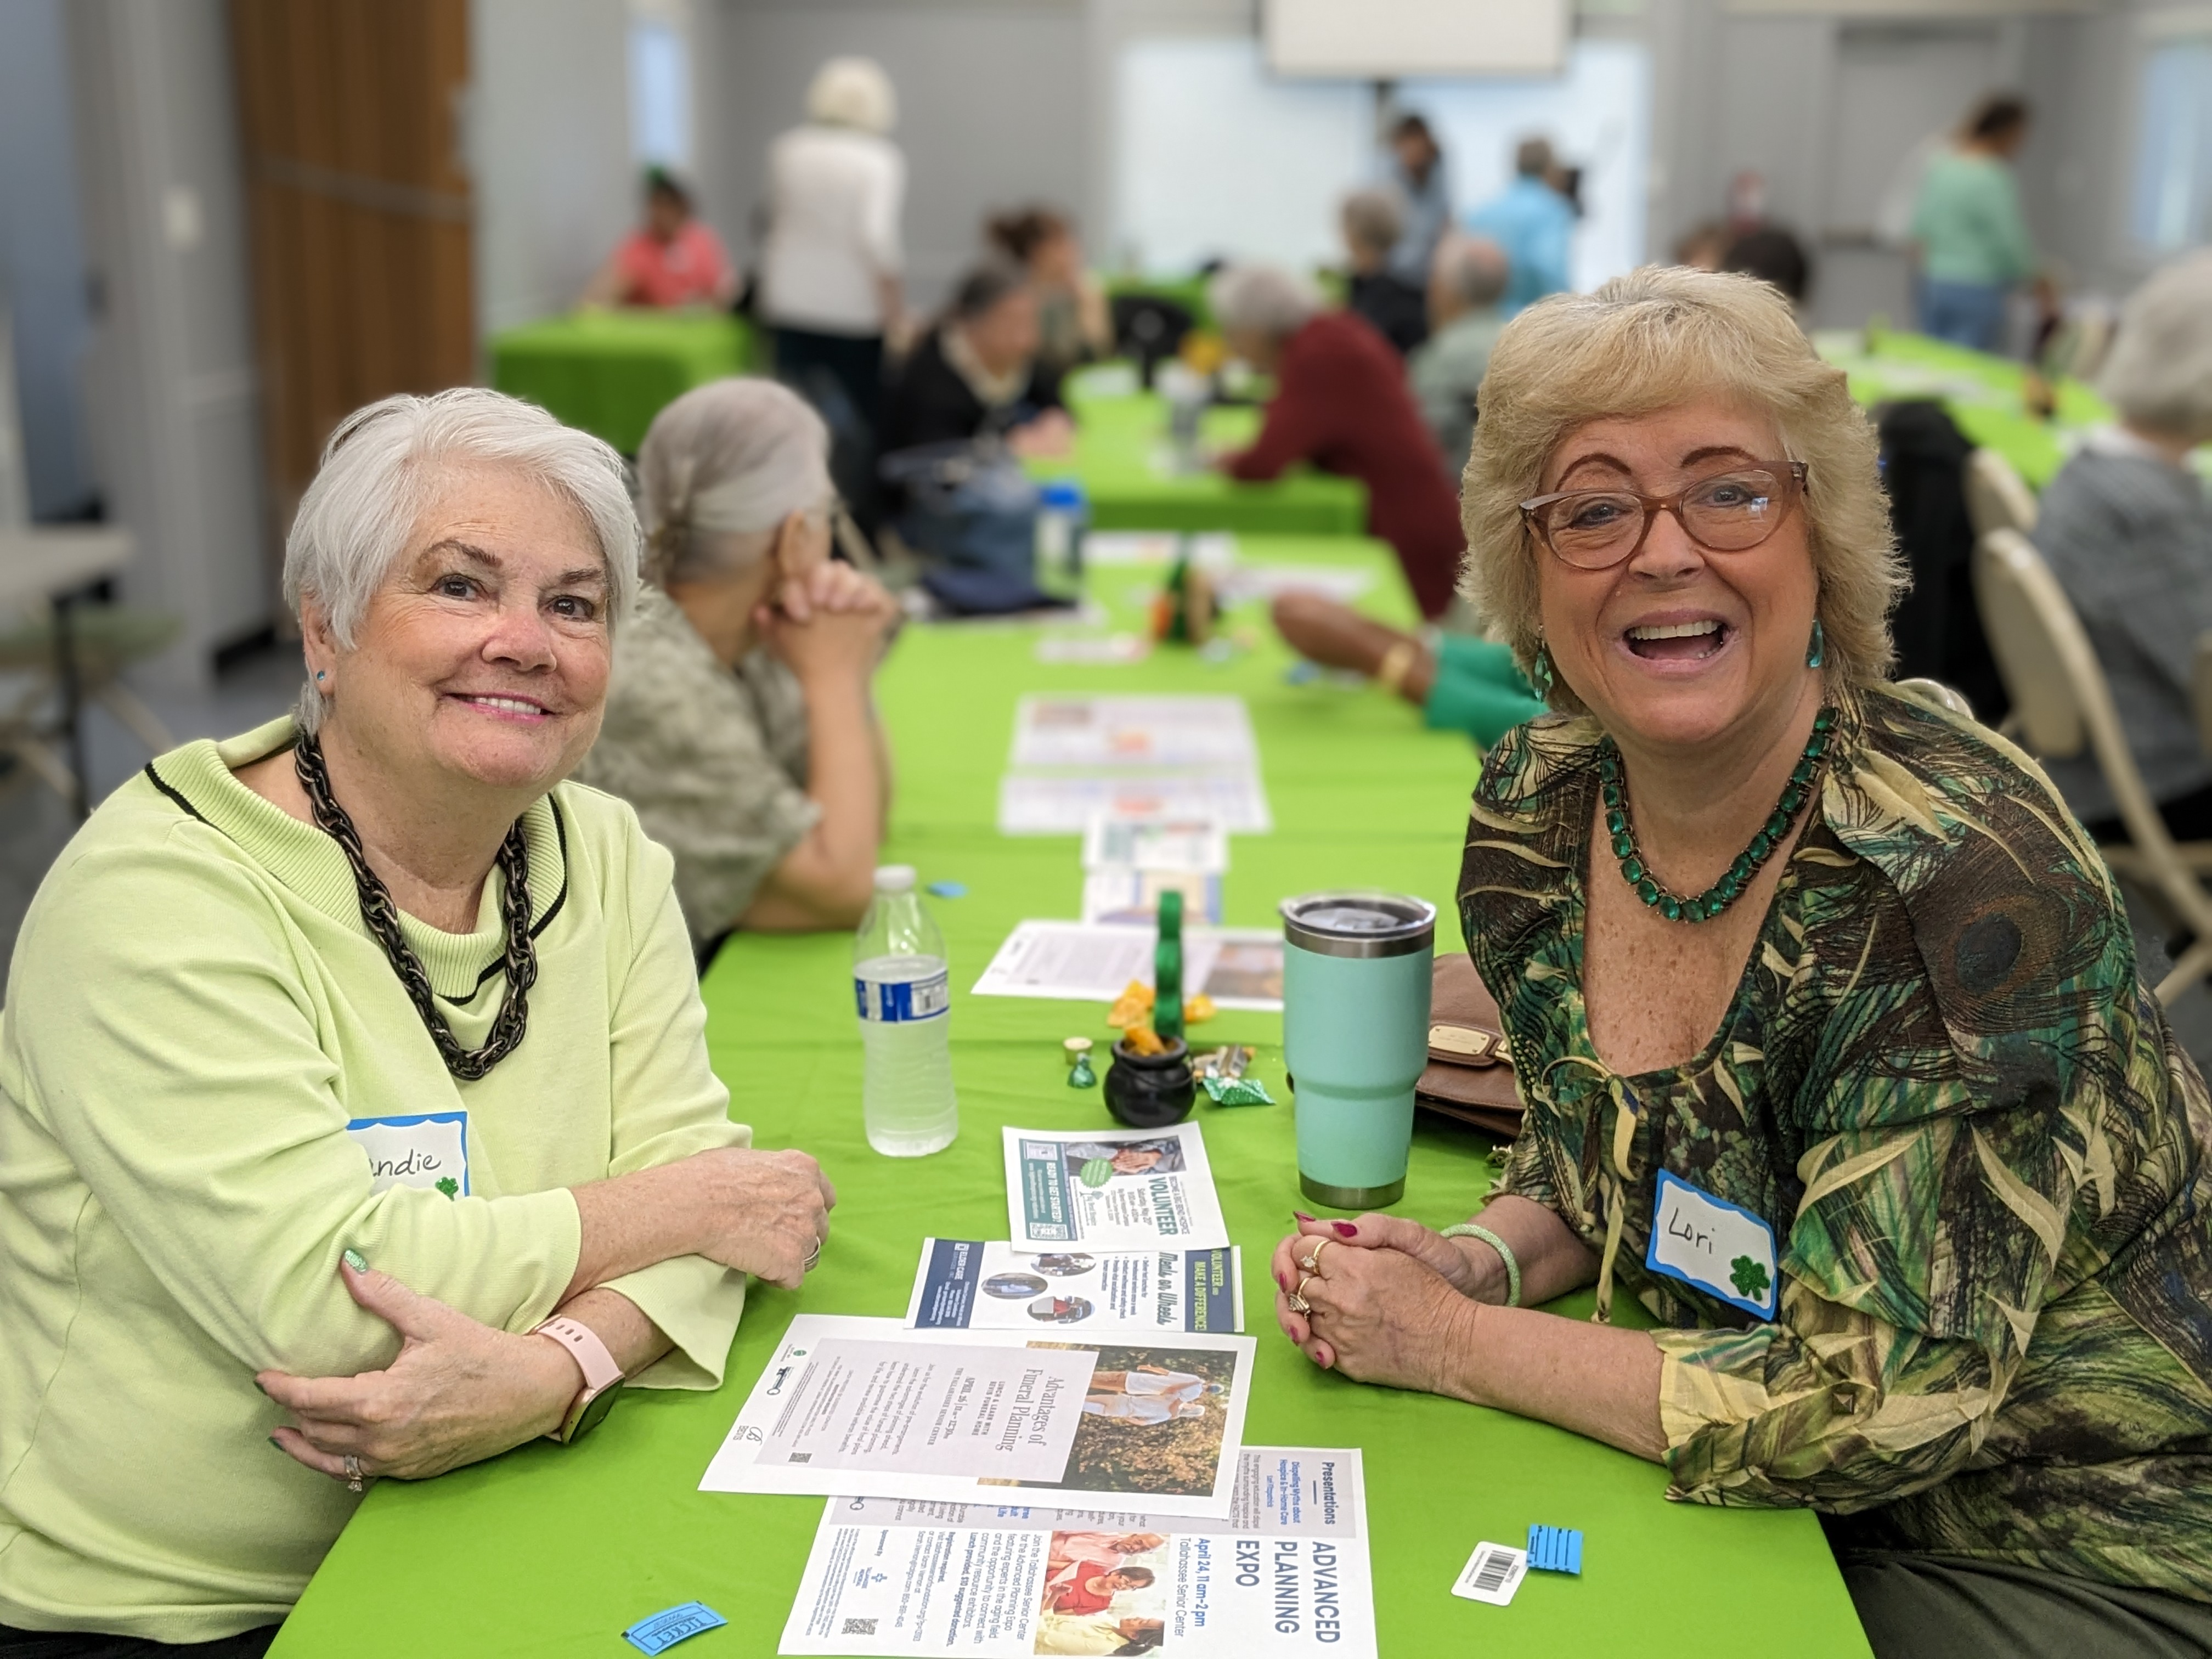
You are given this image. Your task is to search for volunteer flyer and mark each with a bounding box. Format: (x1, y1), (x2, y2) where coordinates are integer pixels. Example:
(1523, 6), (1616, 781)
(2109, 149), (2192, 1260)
(778, 1446), (1375, 1657)
(1002, 1125), (1230, 1252)
(972, 923), (1283, 1011)
(701, 1316), (1255, 1520)
(906, 1240), (1244, 1335)
(1009, 697), (1256, 771)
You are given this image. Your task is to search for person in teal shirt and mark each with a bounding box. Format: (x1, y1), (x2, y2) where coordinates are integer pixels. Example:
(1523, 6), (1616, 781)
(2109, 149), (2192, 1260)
(1464, 137), (1574, 317)
(1908, 95), (2040, 352)
(1271, 590), (1546, 750)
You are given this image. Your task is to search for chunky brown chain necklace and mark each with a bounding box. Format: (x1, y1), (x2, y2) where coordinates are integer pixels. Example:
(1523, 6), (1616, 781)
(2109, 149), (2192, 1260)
(295, 733), (538, 1079)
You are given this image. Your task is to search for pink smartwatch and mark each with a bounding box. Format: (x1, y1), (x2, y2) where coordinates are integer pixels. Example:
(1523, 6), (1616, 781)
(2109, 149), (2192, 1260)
(533, 1316), (625, 1443)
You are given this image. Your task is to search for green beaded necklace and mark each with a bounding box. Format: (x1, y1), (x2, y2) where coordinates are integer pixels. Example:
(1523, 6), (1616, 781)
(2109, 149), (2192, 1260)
(1599, 707), (1837, 923)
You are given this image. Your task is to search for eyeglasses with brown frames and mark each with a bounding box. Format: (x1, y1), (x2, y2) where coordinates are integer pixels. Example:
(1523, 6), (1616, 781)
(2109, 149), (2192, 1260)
(1519, 461), (1809, 571)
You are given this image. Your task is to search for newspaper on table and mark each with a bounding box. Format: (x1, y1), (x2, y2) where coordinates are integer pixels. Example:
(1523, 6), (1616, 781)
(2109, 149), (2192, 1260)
(777, 1446), (1375, 1657)
(1010, 697), (1256, 771)
(998, 772), (1271, 836)
(1002, 1124), (1229, 1253)
(907, 1240), (1244, 1336)
(700, 1315), (1255, 1521)
(972, 923), (1282, 1011)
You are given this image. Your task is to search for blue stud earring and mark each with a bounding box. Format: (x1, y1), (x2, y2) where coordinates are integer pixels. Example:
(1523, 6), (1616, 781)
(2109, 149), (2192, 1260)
(1806, 619), (1826, 670)
(315, 671), (328, 682)
(1529, 640), (1554, 701)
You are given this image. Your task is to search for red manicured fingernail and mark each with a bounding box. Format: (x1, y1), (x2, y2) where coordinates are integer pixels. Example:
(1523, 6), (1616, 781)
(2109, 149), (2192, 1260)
(1293, 1211), (1316, 1223)
(1276, 1271), (1291, 1292)
(1333, 1222), (1358, 1238)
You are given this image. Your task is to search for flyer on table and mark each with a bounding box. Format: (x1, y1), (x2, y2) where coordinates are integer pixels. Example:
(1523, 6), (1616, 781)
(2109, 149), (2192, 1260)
(778, 1445), (1375, 1657)
(972, 923), (1283, 1011)
(700, 1316), (1256, 1520)
(907, 1240), (1244, 1335)
(1002, 1125), (1230, 1252)
(1010, 696), (1256, 770)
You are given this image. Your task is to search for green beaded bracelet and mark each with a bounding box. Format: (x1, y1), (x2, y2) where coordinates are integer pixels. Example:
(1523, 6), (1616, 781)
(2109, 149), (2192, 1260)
(1440, 1222), (1521, 1308)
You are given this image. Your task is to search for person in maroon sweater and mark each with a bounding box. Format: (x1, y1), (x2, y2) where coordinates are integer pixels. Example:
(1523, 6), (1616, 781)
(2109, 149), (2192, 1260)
(1210, 264), (1466, 619)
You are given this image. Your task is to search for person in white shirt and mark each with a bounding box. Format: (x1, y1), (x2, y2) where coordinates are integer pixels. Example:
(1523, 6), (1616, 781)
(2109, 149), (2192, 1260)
(759, 56), (907, 523)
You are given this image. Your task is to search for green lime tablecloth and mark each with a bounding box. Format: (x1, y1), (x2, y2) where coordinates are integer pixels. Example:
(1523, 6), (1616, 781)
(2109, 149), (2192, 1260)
(492, 311), (757, 455)
(1029, 386), (1368, 536)
(271, 536), (1868, 1659)
(1814, 327), (2110, 490)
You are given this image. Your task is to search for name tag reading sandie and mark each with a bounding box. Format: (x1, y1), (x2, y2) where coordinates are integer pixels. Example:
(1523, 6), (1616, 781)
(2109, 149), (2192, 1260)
(344, 1111), (470, 1199)
(1645, 1169), (1778, 1319)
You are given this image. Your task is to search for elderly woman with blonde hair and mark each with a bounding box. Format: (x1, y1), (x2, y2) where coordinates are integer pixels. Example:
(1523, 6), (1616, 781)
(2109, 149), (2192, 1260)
(577, 377), (898, 955)
(1271, 267), (2212, 1656)
(0, 389), (833, 1653)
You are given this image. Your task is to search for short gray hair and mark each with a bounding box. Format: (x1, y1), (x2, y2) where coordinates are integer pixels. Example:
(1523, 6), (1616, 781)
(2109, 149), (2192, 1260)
(1340, 187), (1403, 254)
(1434, 234), (1510, 309)
(2100, 251), (2212, 442)
(808, 56), (896, 134)
(285, 387), (640, 732)
(637, 378), (833, 585)
(1208, 264), (1323, 341)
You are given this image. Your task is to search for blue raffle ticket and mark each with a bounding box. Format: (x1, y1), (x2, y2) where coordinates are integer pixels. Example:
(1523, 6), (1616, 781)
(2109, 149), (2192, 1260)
(622, 1601), (726, 1655)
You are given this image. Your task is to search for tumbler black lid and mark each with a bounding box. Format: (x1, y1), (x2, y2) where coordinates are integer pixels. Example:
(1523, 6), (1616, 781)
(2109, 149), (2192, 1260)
(1279, 892), (1436, 958)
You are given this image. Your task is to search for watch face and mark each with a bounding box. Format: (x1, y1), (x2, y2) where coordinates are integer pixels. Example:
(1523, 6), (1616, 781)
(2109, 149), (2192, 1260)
(569, 1384), (622, 1443)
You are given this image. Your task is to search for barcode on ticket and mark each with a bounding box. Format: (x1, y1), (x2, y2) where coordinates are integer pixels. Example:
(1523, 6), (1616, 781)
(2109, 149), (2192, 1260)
(1452, 1542), (1528, 1606)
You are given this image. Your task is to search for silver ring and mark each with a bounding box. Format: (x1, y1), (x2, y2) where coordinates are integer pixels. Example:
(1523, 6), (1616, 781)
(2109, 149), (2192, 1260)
(343, 1454), (364, 1493)
(804, 1239), (823, 1273)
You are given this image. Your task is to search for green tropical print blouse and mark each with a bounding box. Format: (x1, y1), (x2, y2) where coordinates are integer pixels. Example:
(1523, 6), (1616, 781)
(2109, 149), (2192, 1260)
(1459, 685), (2212, 1601)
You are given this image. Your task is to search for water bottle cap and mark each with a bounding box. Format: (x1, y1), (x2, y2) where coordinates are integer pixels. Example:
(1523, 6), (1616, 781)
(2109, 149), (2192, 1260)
(1040, 480), (1086, 509)
(873, 865), (917, 893)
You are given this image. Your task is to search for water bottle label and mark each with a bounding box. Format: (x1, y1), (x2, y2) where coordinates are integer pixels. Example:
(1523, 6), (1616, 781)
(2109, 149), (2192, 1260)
(855, 971), (950, 1024)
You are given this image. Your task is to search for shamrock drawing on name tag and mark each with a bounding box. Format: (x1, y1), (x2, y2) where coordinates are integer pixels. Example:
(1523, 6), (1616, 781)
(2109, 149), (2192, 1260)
(1645, 1169), (1779, 1319)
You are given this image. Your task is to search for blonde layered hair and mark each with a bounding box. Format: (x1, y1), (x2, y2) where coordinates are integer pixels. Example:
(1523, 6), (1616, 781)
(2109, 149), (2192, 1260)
(1460, 266), (1903, 710)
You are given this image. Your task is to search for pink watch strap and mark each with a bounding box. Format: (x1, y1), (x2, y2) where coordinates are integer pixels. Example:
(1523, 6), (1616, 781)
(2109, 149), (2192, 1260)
(534, 1315), (624, 1430)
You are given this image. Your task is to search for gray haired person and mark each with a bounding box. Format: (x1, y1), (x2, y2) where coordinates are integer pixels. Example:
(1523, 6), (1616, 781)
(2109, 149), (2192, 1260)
(2031, 251), (2212, 840)
(1341, 185), (1427, 356)
(576, 377), (898, 954)
(1408, 234), (1511, 479)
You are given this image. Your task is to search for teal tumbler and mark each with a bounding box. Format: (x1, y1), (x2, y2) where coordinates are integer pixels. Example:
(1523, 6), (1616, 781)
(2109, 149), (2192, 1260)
(1280, 893), (1436, 1210)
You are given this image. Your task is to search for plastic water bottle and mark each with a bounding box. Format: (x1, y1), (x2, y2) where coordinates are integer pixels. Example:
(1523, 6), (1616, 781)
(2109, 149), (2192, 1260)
(1034, 479), (1088, 599)
(853, 866), (959, 1156)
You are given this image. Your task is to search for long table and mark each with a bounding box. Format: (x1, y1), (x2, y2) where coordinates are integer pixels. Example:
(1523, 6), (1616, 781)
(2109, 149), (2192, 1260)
(492, 311), (758, 454)
(271, 535), (1870, 1658)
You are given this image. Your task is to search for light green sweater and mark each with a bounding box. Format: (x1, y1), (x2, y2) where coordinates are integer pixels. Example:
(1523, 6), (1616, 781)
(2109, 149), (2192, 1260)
(1909, 149), (2035, 287)
(0, 718), (751, 1642)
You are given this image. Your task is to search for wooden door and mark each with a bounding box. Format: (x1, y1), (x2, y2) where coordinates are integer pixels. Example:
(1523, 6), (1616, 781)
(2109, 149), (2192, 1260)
(229, 0), (473, 550)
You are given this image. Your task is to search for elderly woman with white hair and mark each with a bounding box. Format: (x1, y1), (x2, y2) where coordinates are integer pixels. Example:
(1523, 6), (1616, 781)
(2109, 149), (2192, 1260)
(578, 378), (898, 953)
(759, 54), (906, 500)
(1212, 263), (1464, 620)
(2033, 251), (2212, 844)
(0, 389), (834, 1655)
(1273, 267), (2212, 1657)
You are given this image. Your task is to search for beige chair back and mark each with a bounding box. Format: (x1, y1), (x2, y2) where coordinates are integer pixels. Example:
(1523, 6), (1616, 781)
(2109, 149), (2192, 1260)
(1973, 527), (2212, 1002)
(1963, 447), (2039, 540)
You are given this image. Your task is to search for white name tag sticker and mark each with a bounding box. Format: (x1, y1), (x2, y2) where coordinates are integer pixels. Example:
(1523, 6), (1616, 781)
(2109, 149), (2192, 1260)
(345, 1111), (469, 1199)
(1646, 1169), (1778, 1319)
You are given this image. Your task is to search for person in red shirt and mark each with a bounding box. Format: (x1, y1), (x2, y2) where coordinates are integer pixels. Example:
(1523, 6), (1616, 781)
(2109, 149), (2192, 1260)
(583, 168), (736, 310)
(1040, 1564), (1154, 1618)
(1210, 264), (1465, 619)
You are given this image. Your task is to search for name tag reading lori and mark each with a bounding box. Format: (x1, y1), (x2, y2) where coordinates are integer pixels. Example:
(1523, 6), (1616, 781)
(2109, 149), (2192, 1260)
(1646, 1169), (1778, 1319)
(344, 1111), (469, 1199)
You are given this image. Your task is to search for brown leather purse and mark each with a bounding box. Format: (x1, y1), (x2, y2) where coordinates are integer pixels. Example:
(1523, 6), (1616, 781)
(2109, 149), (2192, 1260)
(1417, 952), (1522, 1139)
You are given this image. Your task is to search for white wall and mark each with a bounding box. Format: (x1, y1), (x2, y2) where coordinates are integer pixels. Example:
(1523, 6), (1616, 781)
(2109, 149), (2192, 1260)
(701, 0), (1091, 313)
(470, 0), (636, 336)
(67, 0), (267, 687)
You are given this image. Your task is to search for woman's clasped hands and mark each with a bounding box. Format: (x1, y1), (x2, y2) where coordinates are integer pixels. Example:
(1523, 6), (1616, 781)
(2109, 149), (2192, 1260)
(1272, 1214), (1502, 1394)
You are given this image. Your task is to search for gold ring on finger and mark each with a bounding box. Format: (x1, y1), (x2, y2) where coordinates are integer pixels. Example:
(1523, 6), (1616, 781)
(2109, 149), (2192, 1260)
(343, 1454), (365, 1494)
(1295, 1273), (1319, 1303)
(1285, 1291), (1311, 1314)
(1299, 1238), (1335, 1274)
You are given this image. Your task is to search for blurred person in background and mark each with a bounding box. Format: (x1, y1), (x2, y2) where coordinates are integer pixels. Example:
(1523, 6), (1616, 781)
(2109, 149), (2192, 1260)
(2032, 252), (2212, 844)
(759, 57), (906, 515)
(985, 207), (1113, 378)
(1211, 264), (1462, 620)
(1909, 94), (2043, 353)
(1410, 233), (1510, 479)
(1382, 112), (1452, 287)
(1465, 136), (1575, 317)
(578, 380), (896, 961)
(880, 262), (1071, 458)
(1723, 227), (1813, 308)
(580, 168), (735, 310)
(1341, 187), (1429, 357)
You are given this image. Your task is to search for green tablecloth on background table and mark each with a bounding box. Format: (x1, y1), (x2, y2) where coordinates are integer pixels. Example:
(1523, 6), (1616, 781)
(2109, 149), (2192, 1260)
(1814, 328), (2109, 490)
(492, 311), (757, 455)
(1030, 381), (1368, 535)
(272, 536), (1869, 1659)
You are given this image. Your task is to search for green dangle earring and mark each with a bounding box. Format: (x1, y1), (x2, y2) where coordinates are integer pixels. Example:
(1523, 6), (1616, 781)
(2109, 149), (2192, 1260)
(1807, 618), (1826, 669)
(1529, 639), (1555, 701)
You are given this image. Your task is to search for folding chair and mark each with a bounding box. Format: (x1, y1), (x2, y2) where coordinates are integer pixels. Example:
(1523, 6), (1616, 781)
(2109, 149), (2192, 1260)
(1963, 447), (2039, 541)
(1972, 526), (2212, 1002)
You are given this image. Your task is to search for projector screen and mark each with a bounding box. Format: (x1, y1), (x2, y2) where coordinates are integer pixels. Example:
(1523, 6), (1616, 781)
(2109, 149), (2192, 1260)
(1265, 0), (1570, 79)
